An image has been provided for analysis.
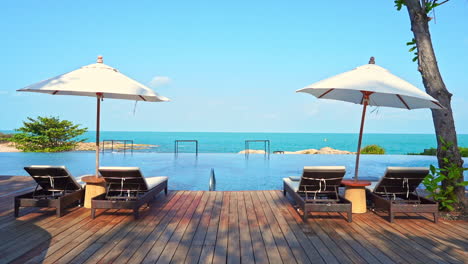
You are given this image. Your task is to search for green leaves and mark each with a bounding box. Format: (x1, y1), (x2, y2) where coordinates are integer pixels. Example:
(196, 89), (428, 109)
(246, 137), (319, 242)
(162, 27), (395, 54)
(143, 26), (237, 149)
(406, 38), (418, 62)
(422, 139), (467, 211)
(424, 0), (447, 14)
(360, 144), (385, 154)
(394, 0), (405, 11)
(10, 116), (88, 152)
(395, 0), (449, 14)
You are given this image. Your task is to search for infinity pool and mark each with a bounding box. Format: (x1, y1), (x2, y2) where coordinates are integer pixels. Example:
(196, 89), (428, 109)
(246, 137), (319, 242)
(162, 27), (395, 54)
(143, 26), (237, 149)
(1, 152), (467, 191)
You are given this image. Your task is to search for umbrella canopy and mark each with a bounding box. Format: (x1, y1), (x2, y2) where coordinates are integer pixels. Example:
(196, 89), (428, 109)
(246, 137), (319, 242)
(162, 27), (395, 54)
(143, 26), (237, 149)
(18, 56), (170, 176)
(297, 57), (443, 180)
(18, 56), (169, 102)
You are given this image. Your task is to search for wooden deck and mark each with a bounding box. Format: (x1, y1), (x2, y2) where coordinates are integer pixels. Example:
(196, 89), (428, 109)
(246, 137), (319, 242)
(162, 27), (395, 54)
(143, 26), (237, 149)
(0, 176), (467, 264)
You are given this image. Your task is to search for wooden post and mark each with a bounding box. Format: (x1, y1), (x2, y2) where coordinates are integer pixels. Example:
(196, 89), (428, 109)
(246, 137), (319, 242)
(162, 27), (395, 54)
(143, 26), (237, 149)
(354, 91), (373, 181)
(95, 93), (102, 177)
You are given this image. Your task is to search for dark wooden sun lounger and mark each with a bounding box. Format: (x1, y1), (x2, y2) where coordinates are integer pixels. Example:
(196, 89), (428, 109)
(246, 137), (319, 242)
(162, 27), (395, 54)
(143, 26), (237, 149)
(15, 166), (84, 217)
(91, 167), (168, 219)
(367, 167), (438, 223)
(283, 166), (352, 222)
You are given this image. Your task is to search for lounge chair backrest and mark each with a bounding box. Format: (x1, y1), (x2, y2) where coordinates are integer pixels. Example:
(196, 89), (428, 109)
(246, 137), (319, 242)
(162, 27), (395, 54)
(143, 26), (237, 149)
(298, 166), (346, 193)
(99, 167), (149, 192)
(24, 165), (81, 191)
(373, 167), (429, 196)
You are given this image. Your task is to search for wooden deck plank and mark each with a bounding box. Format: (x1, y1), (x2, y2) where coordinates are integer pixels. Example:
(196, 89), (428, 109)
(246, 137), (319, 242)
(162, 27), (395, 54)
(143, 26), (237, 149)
(45, 212), (121, 264)
(0, 208), (90, 263)
(237, 191), (255, 264)
(227, 191), (241, 264)
(355, 213), (440, 264)
(327, 212), (385, 263)
(276, 191), (339, 264)
(198, 191), (223, 264)
(72, 193), (175, 264)
(243, 191), (269, 264)
(367, 212), (466, 263)
(170, 191), (215, 263)
(140, 191), (204, 263)
(257, 191), (311, 264)
(331, 214), (404, 264)
(374, 213), (466, 263)
(212, 191), (230, 263)
(269, 190), (328, 264)
(301, 214), (353, 263)
(97, 193), (179, 264)
(122, 191), (195, 264)
(156, 192), (211, 264)
(406, 215), (468, 251)
(87, 191), (186, 264)
(16, 209), (97, 264)
(250, 192), (283, 263)
(0, 177), (466, 264)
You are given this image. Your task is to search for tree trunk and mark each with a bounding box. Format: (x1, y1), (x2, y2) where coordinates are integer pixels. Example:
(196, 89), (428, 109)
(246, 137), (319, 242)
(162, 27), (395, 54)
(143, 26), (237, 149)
(404, 0), (465, 208)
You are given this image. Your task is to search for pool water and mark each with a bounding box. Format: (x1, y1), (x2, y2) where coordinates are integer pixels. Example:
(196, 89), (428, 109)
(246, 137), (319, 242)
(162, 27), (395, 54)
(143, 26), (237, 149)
(1, 152), (466, 191)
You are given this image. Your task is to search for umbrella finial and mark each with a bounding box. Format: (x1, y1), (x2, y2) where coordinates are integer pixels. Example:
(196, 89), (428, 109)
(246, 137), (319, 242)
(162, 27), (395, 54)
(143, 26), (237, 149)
(97, 56), (103, 63)
(369, 56), (375, 64)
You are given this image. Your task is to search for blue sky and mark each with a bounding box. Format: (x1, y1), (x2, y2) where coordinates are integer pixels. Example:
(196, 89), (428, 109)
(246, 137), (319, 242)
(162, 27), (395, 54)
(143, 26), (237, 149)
(0, 1), (467, 133)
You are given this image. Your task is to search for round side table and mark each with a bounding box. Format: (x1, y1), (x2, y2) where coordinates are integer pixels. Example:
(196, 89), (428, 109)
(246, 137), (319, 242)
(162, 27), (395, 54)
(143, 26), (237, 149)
(81, 175), (106, 209)
(342, 180), (371, 213)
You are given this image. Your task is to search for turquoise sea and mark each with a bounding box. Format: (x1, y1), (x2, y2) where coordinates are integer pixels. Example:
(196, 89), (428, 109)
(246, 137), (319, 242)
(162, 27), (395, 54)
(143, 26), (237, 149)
(71, 131), (467, 154)
(3, 130), (468, 154)
(2, 131), (468, 190)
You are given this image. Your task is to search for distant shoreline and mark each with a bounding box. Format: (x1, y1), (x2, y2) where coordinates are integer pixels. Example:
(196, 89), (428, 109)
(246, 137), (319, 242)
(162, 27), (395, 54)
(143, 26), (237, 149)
(3, 130), (468, 135)
(3, 132), (468, 155)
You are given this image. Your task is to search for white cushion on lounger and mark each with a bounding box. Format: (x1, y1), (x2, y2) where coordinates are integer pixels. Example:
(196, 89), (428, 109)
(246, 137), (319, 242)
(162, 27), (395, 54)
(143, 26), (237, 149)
(303, 166), (346, 172)
(289, 176), (301, 181)
(145, 176), (168, 190)
(101, 166), (140, 171)
(283, 178), (299, 192)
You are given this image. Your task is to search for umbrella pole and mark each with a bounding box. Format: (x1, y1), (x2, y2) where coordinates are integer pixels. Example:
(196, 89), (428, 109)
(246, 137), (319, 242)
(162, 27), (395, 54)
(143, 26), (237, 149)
(354, 93), (370, 182)
(95, 94), (101, 177)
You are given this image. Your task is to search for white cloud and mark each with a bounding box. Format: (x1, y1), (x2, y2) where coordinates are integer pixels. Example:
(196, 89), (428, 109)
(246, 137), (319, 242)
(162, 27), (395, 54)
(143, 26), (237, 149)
(149, 76), (171, 88)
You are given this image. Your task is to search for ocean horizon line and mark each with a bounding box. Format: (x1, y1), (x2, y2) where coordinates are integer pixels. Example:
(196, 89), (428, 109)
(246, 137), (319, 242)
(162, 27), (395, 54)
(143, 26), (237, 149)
(3, 130), (467, 135)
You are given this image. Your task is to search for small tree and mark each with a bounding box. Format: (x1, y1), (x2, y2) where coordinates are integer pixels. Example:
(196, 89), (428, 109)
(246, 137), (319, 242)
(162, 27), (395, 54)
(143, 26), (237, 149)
(11, 116), (87, 152)
(361, 144), (385, 155)
(395, 0), (466, 209)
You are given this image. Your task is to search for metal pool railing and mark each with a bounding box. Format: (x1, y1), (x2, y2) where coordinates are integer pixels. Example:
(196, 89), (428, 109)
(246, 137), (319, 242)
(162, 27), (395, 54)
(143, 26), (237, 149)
(101, 140), (134, 154)
(244, 140), (270, 157)
(174, 140), (199, 155)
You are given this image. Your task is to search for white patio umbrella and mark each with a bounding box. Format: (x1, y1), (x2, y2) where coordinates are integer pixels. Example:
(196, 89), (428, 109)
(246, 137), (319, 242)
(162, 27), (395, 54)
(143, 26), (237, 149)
(297, 57), (443, 181)
(17, 56), (170, 176)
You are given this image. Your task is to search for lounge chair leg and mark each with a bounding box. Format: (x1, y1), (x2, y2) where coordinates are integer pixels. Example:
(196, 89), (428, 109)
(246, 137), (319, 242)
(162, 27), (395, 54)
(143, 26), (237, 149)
(56, 205), (64, 217)
(91, 209), (96, 219)
(389, 211), (394, 223)
(347, 210), (352, 223)
(164, 187), (168, 195)
(303, 209), (308, 222)
(283, 189), (286, 196)
(14, 200), (19, 217)
(434, 212), (438, 223)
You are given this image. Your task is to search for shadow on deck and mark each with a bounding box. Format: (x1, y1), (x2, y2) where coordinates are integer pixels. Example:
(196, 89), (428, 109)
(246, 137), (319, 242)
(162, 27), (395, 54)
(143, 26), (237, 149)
(0, 176), (466, 264)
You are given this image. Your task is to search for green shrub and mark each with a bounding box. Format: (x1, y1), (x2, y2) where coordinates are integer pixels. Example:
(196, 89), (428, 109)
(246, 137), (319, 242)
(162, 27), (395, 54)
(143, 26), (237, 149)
(408, 147), (468, 157)
(424, 164), (468, 211)
(361, 144), (385, 154)
(458, 147), (468, 157)
(0, 132), (13, 143)
(10, 116), (87, 152)
(422, 139), (468, 211)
